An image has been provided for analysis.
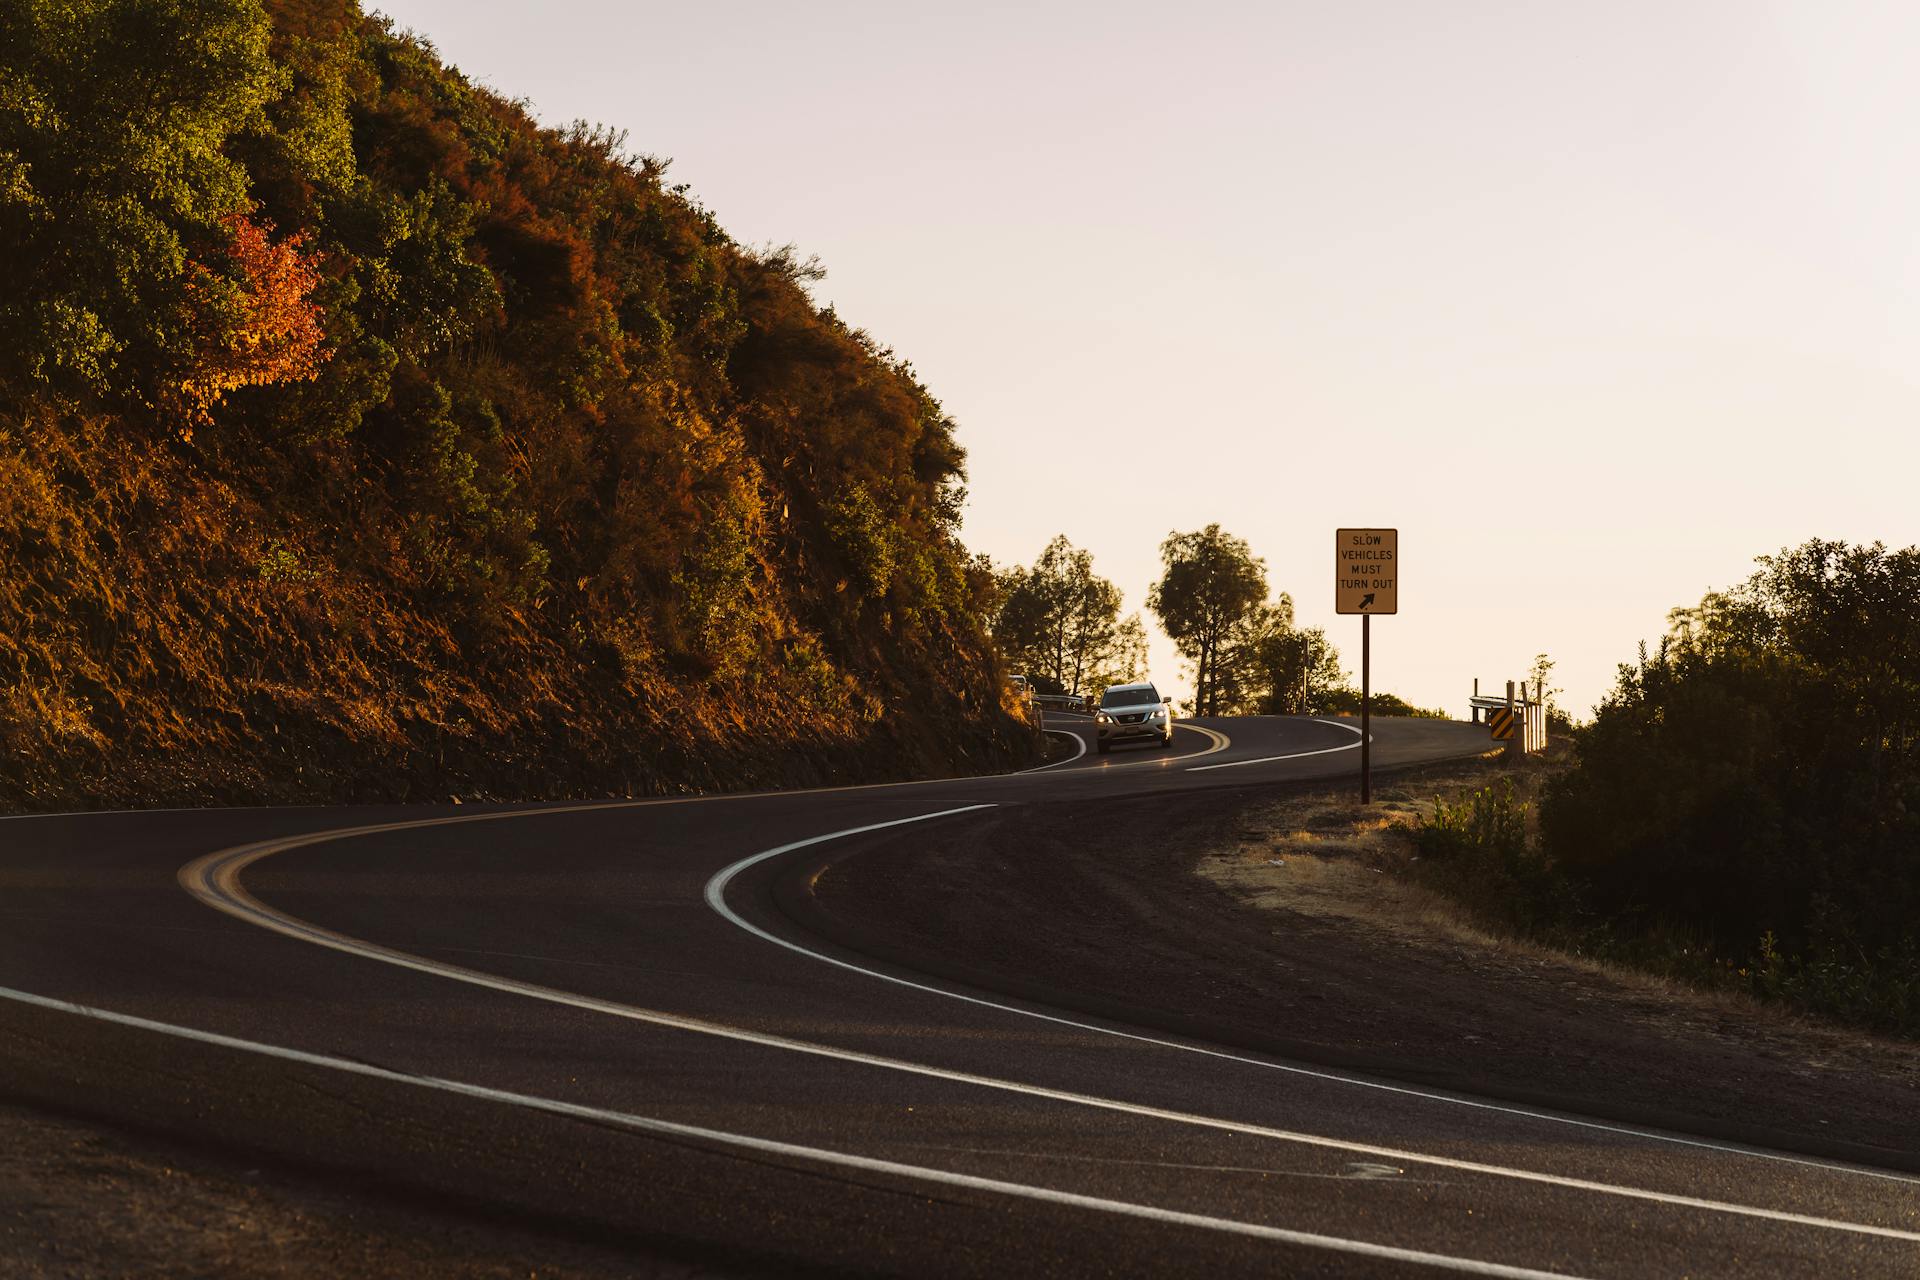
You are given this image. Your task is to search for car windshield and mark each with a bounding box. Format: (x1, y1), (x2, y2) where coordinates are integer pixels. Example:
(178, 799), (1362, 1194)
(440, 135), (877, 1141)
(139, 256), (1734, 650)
(1101, 686), (1158, 708)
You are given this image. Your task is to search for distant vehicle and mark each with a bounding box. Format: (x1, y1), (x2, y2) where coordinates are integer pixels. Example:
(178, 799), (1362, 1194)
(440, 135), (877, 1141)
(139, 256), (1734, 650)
(1008, 674), (1032, 701)
(1095, 681), (1173, 754)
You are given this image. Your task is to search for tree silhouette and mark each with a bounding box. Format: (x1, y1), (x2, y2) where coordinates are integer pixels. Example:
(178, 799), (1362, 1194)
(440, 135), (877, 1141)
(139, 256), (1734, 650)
(1148, 524), (1268, 716)
(991, 535), (1144, 695)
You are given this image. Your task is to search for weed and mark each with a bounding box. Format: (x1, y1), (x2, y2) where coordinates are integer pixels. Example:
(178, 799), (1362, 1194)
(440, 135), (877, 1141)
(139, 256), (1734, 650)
(1412, 779), (1578, 934)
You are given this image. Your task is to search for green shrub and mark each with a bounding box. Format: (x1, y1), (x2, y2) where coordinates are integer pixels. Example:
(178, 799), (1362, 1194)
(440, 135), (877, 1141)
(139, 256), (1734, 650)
(1414, 779), (1575, 934)
(1417, 780), (1528, 862)
(1543, 542), (1920, 960)
(1540, 540), (1920, 1036)
(1319, 688), (1448, 718)
(1752, 932), (1920, 1037)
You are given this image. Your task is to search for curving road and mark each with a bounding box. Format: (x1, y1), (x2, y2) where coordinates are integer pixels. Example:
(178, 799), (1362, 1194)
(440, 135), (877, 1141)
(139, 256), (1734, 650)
(2, 715), (1917, 1277)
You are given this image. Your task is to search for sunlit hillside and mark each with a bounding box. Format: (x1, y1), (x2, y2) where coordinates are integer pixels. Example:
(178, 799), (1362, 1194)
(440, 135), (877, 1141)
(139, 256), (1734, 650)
(0, 0), (1032, 806)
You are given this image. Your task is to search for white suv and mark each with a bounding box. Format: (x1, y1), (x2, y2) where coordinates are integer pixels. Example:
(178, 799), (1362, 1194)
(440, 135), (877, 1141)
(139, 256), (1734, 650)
(1095, 682), (1173, 754)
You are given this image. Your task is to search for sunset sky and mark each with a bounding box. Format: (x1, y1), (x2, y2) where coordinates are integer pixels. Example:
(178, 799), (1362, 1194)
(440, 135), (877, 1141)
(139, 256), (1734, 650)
(372, 1), (1920, 716)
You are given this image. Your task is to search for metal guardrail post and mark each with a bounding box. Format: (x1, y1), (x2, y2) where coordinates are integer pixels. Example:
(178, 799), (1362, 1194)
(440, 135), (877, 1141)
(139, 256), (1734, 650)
(1471, 676), (1548, 754)
(1505, 680), (1521, 761)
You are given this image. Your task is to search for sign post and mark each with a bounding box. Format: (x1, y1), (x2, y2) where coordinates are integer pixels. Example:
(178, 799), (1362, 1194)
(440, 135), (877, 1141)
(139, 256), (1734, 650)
(1361, 612), (1370, 801)
(1336, 528), (1398, 804)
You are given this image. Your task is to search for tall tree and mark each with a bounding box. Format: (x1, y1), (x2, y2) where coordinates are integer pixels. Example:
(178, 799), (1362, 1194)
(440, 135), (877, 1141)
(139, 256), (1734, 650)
(991, 535), (1144, 695)
(1253, 616), (1344, 715)
(1211, 596), (1290, 714)
(1147, 524), (1269, 716)
(1199, 591), (1346, 715)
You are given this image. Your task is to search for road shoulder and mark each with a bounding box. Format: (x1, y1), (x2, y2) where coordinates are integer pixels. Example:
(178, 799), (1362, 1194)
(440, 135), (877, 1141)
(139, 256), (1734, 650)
(794, 764), (1920, 1171)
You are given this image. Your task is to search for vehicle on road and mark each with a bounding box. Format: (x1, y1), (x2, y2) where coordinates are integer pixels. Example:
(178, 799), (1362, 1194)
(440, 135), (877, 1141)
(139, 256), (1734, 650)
(1094, 682), (1173, 753)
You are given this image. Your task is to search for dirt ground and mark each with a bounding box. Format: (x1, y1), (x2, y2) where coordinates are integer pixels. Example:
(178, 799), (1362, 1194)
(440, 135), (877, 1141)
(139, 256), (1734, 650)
(0, 1100), (748, 1280)
(1200, 753), (1920, 1113)
(798, 757), (1920, 1171)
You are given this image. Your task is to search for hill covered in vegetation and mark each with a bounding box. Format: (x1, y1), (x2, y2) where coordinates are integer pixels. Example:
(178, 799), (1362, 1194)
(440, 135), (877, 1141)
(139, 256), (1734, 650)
(0, 0), (1032, 808)
(1413, 540), (1919, 1036)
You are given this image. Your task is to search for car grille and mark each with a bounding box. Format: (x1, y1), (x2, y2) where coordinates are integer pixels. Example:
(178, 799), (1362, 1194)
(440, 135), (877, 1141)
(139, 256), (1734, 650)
(1118, 713), (1146, 724)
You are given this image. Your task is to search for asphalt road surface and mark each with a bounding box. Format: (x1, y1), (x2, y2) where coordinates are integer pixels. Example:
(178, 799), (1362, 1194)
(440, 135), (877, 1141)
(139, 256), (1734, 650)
(3, 715), (1917, 1277)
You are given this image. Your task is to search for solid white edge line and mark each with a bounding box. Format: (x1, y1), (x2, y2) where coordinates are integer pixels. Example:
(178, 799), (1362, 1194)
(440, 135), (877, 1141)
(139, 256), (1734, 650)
(0, 802), (292, 822)
(1187, 741), (1358, 772)
(1186, 716), (1368, 773)
(1017, 728), (1088, 773)
(705, 815), (1920, 1195)
(168, 794), (1920, 1228)
(0, 716), (1233, 828)
(0, 725), (1138, 828)
(0, 982), (1587, 1280)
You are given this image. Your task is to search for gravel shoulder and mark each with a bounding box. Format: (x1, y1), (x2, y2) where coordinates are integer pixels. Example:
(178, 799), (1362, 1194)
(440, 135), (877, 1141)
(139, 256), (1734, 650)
(0, 1098), (752, 1280)
(796, 757), (1920, 1171)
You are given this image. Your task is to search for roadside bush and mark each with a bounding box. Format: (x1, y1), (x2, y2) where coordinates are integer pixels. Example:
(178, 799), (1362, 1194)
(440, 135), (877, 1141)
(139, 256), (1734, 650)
(1752, 934), (1920, 1038)
(1413, 779), (1575, 934)
(1320, 689), (1448, 718)
(1417, 780), (1526, 862)
(1541, 540), (1920, 1035)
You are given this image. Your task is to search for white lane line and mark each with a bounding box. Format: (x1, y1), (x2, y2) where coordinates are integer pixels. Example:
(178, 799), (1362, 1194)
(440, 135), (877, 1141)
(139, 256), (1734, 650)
(705, 821), (1920, 1191)
(0, 983), (1580, 1280)
(1187, 717), (1366, 773)
(1188, 742), (1357, 772)
(0, 802), (292, 822)
(0, 713), (1233, 831)
(0, 718), (1167, 831)
(174, 807), (1920, 1230)
(897, 1145), (1449, 1184)
(1017, 729), (1088, 773)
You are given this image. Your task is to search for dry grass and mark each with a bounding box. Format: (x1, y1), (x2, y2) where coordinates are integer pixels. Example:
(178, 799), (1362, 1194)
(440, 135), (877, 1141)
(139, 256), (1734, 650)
(1199, 751), (1920, 1077)
(1202, 754), (1516, 946)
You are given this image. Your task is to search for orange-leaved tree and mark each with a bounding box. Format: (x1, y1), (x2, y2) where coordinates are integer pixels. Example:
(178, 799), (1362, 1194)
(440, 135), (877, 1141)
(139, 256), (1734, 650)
(173, 211), (329, 428)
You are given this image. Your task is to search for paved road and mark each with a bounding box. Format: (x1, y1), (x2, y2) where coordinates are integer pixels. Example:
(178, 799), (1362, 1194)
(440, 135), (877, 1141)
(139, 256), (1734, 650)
(2, 716), (1916, 1277)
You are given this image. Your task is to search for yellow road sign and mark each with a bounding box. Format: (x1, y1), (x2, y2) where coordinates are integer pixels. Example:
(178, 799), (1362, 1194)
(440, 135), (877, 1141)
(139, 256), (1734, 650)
(1336, 528), (1398, 614)
(1488, 708), (1516, 740)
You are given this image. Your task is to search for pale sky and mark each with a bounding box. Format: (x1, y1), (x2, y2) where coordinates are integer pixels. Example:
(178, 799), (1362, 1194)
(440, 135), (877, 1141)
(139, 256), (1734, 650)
(373, 1), (1920, 718)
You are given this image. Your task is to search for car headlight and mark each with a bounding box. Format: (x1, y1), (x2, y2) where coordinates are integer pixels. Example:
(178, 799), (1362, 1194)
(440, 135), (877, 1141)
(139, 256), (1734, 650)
(1096, 711), (1111, 723)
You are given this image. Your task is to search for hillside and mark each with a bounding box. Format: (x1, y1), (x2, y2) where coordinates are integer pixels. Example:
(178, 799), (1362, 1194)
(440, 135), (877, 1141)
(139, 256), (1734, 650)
(0, 0), (1033, 808)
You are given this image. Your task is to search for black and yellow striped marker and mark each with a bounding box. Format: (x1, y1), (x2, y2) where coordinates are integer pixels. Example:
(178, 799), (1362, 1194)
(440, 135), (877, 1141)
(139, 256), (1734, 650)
(1488, 708), (1517, 740)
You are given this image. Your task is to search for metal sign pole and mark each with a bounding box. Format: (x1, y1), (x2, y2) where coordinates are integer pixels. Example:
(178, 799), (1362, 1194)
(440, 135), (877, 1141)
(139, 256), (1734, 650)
(1361, 612), (1372, 804)
(1334, 527), (1394, 806)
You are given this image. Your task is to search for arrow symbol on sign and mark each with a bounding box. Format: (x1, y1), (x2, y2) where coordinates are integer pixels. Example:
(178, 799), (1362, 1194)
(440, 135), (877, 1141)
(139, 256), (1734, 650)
(1358, 592), (1375, 611)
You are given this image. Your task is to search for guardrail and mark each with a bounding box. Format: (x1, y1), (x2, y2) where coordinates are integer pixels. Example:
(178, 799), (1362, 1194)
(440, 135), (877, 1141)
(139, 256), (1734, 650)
(1466, 695), (1523, 713)
(1469, 678), (1547, 755)
(1033, 693), (1089, 713)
